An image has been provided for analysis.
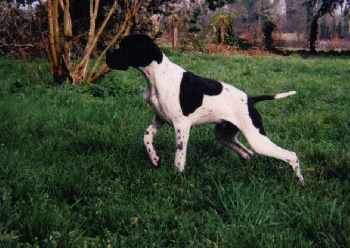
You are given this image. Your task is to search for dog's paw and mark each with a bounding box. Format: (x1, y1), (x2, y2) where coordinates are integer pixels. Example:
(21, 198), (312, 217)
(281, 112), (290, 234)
(151, 155), (160, 166)
(241, 153), (252, 160)
(238, 149), (253, 160)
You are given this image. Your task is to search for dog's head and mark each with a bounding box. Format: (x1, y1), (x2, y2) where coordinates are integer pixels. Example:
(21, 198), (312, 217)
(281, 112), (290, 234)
(106, 34), (163, 70)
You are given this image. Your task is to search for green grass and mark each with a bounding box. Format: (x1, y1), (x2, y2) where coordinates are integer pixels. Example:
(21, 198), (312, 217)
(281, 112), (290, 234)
(0, 53), (349, 247)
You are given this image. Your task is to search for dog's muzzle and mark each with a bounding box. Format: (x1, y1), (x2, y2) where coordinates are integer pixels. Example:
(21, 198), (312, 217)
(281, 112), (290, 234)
(106, 48), (129, 71)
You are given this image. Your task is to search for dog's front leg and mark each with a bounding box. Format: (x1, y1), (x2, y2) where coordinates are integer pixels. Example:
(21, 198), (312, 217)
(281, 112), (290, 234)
(144, 114), (164, 166)
(173, 122), (191, 172)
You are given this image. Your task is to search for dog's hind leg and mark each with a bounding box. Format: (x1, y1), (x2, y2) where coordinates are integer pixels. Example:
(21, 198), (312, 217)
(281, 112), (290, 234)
(240, 124), (304, 184)
(214, 122), (253, 160)
(144, 114), (165, 166)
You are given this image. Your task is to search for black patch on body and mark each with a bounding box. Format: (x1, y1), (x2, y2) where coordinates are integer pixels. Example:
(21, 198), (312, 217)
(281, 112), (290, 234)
(248, 97), (266, 135)
(179, 71), (223, 116)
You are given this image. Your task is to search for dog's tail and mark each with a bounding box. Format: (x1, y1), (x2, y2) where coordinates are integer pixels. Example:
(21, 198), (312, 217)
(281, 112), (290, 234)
(249, 91), (296, 105)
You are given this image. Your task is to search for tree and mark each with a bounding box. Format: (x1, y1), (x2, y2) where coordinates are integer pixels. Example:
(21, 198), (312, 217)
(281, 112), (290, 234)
(303, 0), (346, 53)
(168, 15), (180, 49)
(231, 0), (284, 42)
(0, 1), (47, 57)
(262, 20), (276, 51)
(285, 0), (307, 40)
(46, 0), (146, 84)
(343, 10), (349, 37)
(211, 13), (238, 45)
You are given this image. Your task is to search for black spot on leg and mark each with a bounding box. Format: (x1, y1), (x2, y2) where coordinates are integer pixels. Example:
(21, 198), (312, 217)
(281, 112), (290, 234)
(145, 131), (149, 135)
(179, 71), (223, 116)
(154, 156), (161, 167)
(177, 142), (183, 151)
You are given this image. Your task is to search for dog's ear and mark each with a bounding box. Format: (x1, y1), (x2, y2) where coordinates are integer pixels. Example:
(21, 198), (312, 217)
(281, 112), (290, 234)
(149, 41), (163, 65)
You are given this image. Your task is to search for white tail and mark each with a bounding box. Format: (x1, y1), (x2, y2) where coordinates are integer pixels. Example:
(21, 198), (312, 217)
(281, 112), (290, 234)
(275, 91), (296, 99)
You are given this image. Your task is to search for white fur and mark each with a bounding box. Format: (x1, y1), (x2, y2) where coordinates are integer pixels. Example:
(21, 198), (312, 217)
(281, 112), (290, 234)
(275, 91), (296, 99)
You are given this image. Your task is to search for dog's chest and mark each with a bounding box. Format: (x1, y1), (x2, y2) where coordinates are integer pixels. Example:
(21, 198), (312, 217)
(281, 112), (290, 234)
(147, 79), (183, 123)
(141, 60), (186, 122)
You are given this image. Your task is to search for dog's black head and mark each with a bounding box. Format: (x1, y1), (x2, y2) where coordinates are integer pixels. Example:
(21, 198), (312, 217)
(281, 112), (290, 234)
(106, 34), (163, 70)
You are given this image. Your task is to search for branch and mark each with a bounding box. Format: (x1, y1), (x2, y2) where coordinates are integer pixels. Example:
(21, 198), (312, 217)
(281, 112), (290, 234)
(256, 0), (280, 19)
(87, 1), (120, 81)
(87, 64), (112, 82)
(0, 44), (36, 48)
(87, 0), (145, 83)
(72, 0), (100, 80)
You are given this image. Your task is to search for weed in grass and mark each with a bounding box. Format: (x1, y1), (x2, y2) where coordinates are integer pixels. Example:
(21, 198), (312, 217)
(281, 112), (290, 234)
(0, 53), (349, 247)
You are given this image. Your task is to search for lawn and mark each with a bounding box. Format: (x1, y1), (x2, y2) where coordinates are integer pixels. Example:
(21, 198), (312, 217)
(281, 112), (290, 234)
(0, 51), (349, 247)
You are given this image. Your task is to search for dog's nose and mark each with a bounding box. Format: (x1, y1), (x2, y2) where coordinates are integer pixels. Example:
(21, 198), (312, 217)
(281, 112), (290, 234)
(107, 48), (114, 55)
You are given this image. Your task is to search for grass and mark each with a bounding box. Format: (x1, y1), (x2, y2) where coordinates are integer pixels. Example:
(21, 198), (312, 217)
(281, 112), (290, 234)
(0, 52), (349, 247)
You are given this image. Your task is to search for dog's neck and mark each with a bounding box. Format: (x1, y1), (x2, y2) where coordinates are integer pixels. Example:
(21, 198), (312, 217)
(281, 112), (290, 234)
(138, 54), (184, 85)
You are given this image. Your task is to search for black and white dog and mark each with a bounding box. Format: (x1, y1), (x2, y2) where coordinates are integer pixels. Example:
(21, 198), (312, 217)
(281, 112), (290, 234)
(106, 34), (304, 184)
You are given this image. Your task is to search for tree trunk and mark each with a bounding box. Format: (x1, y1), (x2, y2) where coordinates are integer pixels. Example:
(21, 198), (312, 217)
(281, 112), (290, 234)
(47, 0), (64, 84)
(173, 26), (178, 50)
(309, 17), (318, 54)
(61, 0), (72, 69)
(218, 16), (228, 44)
(170, 15), (179, 50)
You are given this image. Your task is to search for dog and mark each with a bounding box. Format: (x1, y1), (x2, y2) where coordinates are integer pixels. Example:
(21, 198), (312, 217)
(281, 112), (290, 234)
(106, 34), (304, 184)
